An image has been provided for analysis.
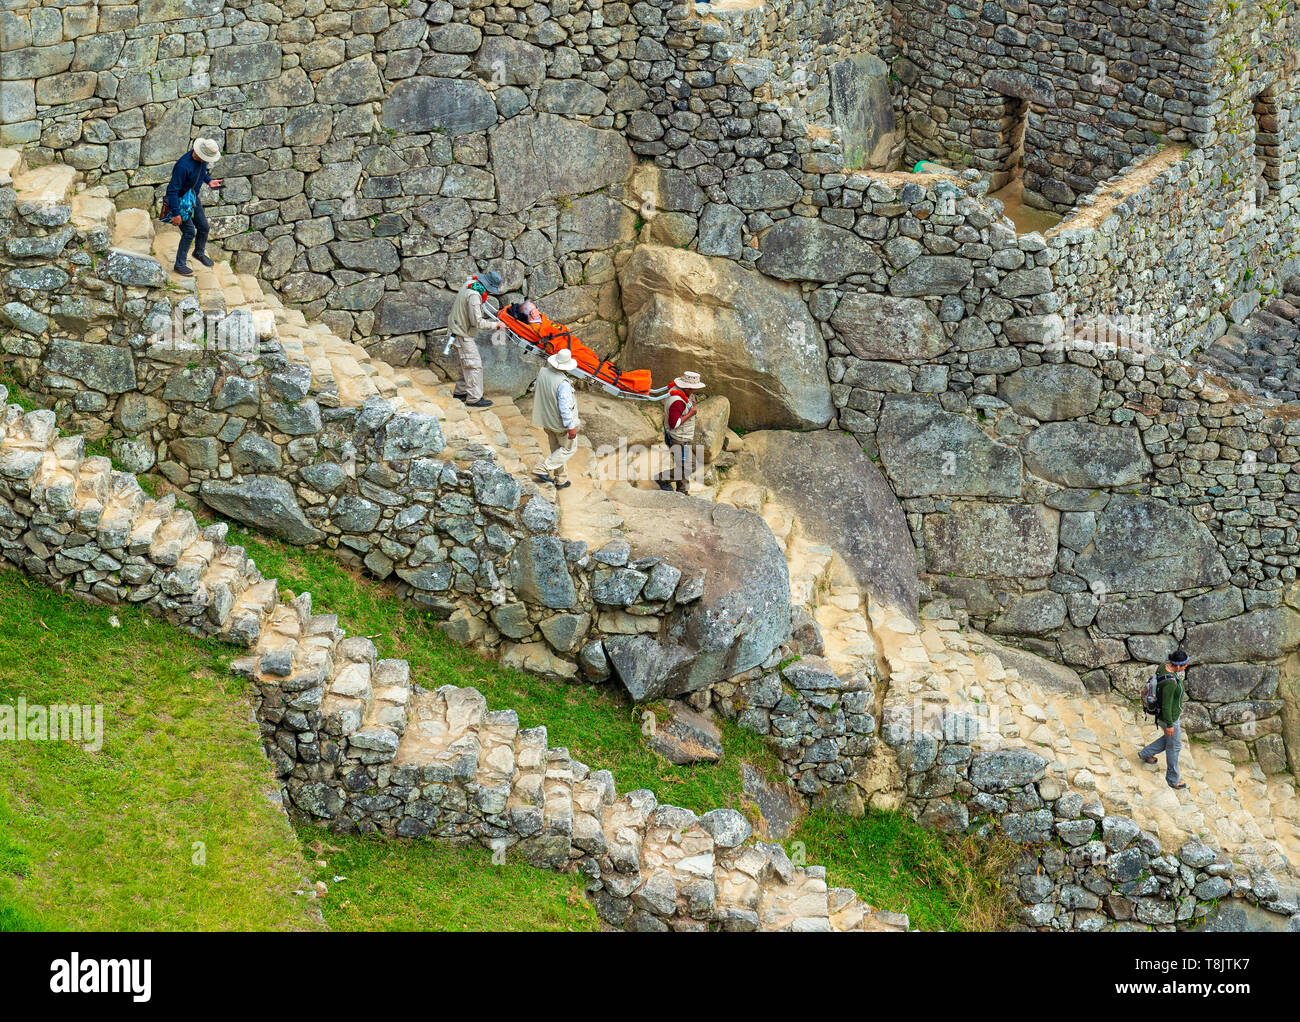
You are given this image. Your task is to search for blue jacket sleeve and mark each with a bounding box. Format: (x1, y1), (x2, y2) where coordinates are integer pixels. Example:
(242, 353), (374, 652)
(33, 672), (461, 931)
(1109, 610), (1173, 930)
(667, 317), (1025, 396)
(164, 159), (185, 214)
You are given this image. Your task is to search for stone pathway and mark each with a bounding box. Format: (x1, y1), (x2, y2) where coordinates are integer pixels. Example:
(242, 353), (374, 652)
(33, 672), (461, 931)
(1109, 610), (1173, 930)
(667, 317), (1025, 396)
(0, 395), (907, 933)
(1203, 278), (1300, 402)
(874, 602), (1300, 882)
(679, 456), (1300, 885)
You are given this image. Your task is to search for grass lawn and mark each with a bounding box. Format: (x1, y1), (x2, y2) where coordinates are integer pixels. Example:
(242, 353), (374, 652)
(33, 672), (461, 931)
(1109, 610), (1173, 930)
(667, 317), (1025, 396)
(299, 829), (596, 932)
(0, 569), (321, 931)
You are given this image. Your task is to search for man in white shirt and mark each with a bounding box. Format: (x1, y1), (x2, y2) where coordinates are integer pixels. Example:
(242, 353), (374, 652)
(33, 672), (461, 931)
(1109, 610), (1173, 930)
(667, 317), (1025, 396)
(531, 349), (580, 489)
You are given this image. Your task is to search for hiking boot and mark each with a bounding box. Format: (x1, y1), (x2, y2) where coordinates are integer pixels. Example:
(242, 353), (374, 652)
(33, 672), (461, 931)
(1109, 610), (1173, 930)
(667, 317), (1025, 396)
(467, 398), (493, 408)
(193, 252), (214, 268)
(173, 263), (193, 276)
(656, 480), (674, 492)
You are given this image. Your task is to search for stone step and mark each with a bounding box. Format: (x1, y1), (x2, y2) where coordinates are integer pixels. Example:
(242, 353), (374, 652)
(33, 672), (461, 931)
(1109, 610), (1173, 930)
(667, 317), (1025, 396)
(0, 146), (25, 184)
(70, 187), (115, 239)
(113, 208), (156, 258)
(391, 685), (484, 781)
(12, 162), (78, 207)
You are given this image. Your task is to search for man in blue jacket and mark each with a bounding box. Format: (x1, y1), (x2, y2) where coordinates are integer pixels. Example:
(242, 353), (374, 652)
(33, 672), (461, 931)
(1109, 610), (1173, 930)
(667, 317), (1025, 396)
(164, 137), (223, 276)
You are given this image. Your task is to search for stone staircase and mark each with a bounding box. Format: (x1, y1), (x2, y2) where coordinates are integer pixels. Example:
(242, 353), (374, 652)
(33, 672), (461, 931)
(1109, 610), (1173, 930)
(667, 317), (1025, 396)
(674, 451), (1300, 886)
(1, 147), (553, 501)
(880, 608), (1300, 882)
(0, 387), (908, 933)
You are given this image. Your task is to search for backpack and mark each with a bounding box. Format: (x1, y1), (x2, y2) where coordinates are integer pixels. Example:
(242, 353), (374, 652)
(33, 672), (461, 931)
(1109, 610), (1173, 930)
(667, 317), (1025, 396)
(1141, 674), (1162, 716)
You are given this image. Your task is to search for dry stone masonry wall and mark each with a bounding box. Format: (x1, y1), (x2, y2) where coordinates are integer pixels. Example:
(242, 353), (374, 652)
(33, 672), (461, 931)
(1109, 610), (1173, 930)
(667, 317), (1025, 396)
(0, 387), (912, 932)
(2, 0), (1300, 809)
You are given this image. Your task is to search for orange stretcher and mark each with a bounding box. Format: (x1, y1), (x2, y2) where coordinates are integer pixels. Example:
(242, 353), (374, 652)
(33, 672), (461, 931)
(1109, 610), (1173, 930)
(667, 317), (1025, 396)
(490, 303), (666, 401)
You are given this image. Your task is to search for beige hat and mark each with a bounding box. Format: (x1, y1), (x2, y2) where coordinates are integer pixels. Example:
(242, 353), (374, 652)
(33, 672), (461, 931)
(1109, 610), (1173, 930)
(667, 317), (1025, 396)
(548, 349), (578, 372)
(193, 137), (222, 164)
(673, 371), (705, 389)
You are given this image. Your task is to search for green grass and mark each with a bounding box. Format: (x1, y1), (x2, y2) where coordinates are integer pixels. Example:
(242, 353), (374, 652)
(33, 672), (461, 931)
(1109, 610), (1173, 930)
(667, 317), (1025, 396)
(0, 569), (595, 931)
(794, 809), (1016, 932)
(300, 829), (597, 932)
(0, 569), (321, 931)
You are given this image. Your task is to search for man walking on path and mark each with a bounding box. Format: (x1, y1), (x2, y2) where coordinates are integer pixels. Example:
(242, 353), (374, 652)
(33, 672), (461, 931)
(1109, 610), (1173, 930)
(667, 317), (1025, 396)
(164, 137), (223, 276)
(655, 371), (706, 495)
(1139, 649), (1190, 790)
(445, 270), (503, 409)
(531, 349), (580, 489)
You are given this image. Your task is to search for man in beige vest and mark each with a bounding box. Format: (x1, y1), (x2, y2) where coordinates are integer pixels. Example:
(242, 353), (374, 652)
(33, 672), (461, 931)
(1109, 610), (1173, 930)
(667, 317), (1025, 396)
(445, 270), (502, 408)
(531, 349), (580, 489)
(655, 370), (705, 494)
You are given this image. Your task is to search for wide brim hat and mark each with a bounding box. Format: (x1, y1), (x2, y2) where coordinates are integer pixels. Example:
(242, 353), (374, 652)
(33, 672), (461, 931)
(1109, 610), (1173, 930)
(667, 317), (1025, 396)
(479, 270), (504, 294)
(673, 371), (705, 389)
(193, 137), (221, 163)
(548, 349), (578, 372)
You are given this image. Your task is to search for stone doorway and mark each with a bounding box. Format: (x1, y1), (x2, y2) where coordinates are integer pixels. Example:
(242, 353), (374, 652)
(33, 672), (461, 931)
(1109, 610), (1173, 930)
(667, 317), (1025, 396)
(981, 95), (1060, 235)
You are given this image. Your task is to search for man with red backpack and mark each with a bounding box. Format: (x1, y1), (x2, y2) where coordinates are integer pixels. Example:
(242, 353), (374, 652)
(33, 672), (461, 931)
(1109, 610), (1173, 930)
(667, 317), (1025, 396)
(1139, 649), (1190, 790)
(655, 371), (705, 495)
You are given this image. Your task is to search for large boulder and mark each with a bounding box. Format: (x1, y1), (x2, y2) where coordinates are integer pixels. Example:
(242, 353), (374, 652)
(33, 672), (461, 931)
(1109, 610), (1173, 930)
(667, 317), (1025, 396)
(829, 293), (949, 360)
(199, 476), (322, 545)
(1073, 496), (1230, 593)
(998, 363), (1102, 421)
(620, 245), (833, 430)
(827, 53), (898, 169)
(1184, 608), (1300, 664)
(489, 114), (633, 214)
(923, 502), (1059, 578)
(735, 429), (920, 623)
(1022, 422), (1151, 487)
(611, 487), (791, 699)
(877, 395), (1022, 498)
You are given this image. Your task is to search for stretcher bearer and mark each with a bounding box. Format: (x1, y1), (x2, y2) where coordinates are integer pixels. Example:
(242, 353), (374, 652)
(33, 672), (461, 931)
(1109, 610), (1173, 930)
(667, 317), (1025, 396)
(531, 349), (581, 489)
(446, 270), (503, 408)
(656, 371), (705, 494)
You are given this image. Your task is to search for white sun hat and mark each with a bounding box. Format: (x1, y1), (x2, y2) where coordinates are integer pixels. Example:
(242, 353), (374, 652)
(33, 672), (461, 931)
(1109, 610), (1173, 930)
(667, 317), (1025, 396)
(193, 137), (222, 164)
(548, 349), (578, 372)
(673, 371), (705, 389)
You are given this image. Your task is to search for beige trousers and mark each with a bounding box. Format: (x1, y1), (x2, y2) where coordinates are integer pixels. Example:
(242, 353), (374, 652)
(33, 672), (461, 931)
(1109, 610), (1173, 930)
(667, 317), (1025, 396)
(540, 429), (577, 482)
(452, 334), (483, 402)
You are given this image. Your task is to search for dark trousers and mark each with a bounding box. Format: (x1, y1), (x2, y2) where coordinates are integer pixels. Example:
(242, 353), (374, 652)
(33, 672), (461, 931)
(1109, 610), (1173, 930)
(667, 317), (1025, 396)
(175, 198), (209, 268)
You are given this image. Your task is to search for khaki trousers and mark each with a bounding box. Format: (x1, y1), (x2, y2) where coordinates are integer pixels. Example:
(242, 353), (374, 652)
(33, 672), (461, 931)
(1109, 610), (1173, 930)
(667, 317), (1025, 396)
(452, 334), (483, 402)
(540, 429), (577, 482)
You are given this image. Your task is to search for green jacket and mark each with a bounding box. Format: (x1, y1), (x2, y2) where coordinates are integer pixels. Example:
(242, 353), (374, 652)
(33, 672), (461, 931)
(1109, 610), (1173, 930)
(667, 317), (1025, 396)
(1157, 668), (1184, 726)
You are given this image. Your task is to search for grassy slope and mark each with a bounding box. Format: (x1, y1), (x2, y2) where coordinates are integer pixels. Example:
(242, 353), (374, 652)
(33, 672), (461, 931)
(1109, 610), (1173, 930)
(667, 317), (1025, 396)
(0, 569), (596, 931)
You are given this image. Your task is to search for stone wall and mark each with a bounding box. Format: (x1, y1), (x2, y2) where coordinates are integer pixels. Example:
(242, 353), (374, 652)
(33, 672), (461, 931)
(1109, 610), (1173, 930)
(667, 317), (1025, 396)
(0, 164), (718, 690)
(880, 705), (1296, 931)
(806, 163), (1300, 771)
(891, 0), (1300, 213)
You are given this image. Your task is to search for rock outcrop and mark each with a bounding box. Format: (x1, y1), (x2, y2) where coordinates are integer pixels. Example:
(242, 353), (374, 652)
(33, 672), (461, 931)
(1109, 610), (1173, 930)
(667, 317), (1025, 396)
(619, 246), (834, 431)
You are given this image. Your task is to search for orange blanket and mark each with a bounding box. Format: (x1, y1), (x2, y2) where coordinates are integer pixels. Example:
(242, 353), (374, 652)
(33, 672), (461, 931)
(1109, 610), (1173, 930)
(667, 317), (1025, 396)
(498, 310), (652, 395)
